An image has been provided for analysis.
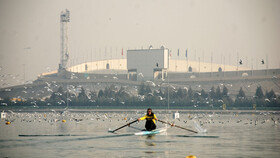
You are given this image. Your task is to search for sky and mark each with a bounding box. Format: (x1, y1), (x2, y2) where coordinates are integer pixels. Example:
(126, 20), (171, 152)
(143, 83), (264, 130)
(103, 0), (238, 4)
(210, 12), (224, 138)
(0, 0), (279, 87)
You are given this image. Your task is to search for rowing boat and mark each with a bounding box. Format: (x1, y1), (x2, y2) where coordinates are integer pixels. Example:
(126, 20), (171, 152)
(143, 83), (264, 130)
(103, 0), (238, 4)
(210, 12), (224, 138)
(134, 128), (167, 136)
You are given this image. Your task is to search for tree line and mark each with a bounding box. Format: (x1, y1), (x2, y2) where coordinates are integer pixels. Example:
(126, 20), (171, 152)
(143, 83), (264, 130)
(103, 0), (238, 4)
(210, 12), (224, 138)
(1, 83), (279, 109)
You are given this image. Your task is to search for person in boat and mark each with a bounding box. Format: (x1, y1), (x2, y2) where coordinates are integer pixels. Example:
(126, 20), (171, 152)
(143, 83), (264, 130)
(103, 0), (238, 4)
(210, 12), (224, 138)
(138, 108), (158, 131)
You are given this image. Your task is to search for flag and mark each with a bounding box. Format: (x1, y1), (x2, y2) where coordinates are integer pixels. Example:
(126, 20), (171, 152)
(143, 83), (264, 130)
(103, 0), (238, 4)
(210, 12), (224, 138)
(177, 49), (180, 56)
(185, 49), (188, 57)
(121, 48), (123, 56)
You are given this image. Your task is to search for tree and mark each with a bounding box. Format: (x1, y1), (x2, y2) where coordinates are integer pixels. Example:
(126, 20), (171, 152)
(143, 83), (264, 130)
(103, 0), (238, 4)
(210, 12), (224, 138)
(234, 97), (253, 107)
(50, 86), (66, 102)
(98, 89), (104, 98)
(234, 87), (251, 107)
(255, 86), (264, 98)
(216, 86), (222, 99)
(209, 86), (216, 99)
(188, 86), (193, 99)
(139, 82), (145, 95)
(89, 91), (97, 100)
(237, 87), (246, 98)
(194, 91), (201, 99)
(117, 86), (130, 99)
(78, 87), (88, 102)
(107, 84), (117, 98)
(153, 88), (164, 97)
(103, 87), (109, 98)
(177, 88), (184, 98)
(159, 88), (164, 97)
(266, 89), (276, 99)
(222, 86), (228, 97)
(145, 85), (152, 94)
(163, 87), (169, 99)
(201, 89), (208, 99)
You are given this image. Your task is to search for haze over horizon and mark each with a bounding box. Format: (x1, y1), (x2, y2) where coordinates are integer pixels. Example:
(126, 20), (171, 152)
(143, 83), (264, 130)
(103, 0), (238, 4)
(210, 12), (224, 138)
(0, 0), (279, 87)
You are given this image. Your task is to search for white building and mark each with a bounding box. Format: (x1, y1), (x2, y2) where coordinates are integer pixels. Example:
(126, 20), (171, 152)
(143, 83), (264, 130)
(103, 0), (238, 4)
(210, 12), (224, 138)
(127, 47), (169, 80)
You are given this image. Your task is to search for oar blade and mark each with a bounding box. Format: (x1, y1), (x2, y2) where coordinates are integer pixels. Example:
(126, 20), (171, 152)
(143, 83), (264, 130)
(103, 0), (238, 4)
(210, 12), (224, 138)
(158, 119), (198, 134)
(108, 129), (114, 133)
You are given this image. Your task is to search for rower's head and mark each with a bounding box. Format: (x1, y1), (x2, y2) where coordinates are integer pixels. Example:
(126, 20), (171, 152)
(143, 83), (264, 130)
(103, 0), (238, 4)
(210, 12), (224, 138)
(147, 108), (152, 115)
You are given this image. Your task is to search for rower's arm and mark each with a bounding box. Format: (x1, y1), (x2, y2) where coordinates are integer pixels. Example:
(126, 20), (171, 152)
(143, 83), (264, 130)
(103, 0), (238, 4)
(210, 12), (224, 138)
(138, 115), (146, 121)
(154, 114), (158, 121)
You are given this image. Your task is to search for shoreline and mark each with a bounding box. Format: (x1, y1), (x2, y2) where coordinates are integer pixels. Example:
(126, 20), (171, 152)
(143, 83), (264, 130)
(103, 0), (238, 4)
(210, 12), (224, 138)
(1, 107), (280, 114)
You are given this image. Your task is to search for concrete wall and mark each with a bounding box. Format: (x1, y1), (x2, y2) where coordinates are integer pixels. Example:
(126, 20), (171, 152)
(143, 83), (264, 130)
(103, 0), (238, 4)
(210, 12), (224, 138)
(39, 57), (277, 82)
(67, 59), (127, 73)
(65, 58), (249, 74)
(127, 48), (169, 80)
(165, 69), (280, 81)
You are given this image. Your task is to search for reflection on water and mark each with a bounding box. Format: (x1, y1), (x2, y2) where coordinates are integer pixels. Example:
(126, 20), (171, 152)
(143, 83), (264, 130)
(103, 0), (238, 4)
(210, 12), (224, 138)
(145, 141), (156, 146)
(143, 135), (158, 157)
(145, 135), (156, 146)
(0, 110), (279, 158)
(146, 135), (155, 140)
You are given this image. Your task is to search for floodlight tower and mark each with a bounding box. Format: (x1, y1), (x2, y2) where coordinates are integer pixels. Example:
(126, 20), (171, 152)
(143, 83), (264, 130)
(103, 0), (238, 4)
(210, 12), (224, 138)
(59, 9), (70, 70)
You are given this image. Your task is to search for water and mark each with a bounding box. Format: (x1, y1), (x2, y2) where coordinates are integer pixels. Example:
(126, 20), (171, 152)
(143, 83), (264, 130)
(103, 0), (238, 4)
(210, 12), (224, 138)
(0, 110), (280, 158)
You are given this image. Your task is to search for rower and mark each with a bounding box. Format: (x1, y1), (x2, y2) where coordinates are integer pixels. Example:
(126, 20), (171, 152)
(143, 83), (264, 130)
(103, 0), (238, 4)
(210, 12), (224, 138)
(138, 108), (158, 131)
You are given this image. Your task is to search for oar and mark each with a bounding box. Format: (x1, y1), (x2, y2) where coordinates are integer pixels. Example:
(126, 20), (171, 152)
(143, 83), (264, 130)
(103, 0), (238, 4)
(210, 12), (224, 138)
(109, 119), (138, 133)
(158, 119), (198, 134)
(128, 126), (144, 131)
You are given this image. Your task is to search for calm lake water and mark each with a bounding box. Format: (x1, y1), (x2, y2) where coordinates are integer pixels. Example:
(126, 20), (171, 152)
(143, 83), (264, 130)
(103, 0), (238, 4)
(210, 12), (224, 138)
(0, 110), (279, 158)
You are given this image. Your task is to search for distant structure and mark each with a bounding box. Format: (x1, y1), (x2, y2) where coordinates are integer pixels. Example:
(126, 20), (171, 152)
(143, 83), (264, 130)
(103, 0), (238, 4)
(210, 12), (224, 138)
(127, 46), (169, 80)
(37, 10), (279, 83)
(59, 9), (70, 70)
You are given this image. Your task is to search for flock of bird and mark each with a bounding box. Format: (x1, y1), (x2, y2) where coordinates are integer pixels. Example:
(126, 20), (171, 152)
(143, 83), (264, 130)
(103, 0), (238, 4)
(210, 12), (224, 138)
(1, 68), (279, 132)
(1, 110), (279, 130)
(1, 67), (278, 110)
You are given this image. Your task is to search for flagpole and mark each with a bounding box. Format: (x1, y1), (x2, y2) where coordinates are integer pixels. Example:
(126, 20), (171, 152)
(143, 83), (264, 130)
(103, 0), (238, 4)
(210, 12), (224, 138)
(186, 48), (188, 72)
(176, 48), (179, 72)
(266, 54), (268, 75)
(211, 52), (213, 77)
(237, 51), (239, 76)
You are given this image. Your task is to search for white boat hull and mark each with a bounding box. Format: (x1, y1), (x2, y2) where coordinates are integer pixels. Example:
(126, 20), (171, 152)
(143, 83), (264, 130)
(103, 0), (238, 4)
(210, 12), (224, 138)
(134, 128), (167, 136)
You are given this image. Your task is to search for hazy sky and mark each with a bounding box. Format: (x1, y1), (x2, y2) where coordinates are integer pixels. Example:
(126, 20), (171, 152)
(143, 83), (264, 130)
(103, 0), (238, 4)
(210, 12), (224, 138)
(0, 0), (279, 86)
